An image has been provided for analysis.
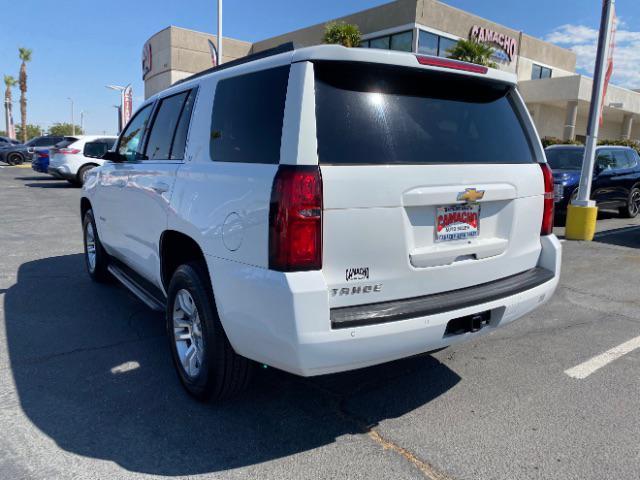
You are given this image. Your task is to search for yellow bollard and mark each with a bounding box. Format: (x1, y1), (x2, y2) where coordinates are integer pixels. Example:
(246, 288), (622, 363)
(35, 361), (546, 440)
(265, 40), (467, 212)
(565, 204), (598, 241)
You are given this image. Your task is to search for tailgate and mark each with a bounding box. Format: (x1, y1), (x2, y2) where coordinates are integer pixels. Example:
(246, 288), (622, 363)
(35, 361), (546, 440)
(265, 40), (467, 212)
(312, 60), (545, 308)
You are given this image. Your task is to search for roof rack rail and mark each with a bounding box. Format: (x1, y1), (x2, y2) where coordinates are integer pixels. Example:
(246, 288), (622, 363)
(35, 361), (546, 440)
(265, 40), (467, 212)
(175, 42), (297, 85)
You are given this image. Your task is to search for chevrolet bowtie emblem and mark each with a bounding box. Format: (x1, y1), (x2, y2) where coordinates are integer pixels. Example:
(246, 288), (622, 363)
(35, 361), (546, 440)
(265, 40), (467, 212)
(457, 188), (485, 203)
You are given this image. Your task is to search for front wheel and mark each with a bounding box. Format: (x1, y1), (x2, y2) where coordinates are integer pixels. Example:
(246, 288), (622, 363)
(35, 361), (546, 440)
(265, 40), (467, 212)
(167, 262), (253, 402)
(82, 209), (111, 282)
(620, 187), (640, 218)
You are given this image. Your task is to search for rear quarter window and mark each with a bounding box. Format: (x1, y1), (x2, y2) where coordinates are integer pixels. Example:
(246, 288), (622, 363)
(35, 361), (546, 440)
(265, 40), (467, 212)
(209, 66), (290, 164)
(314, 62), (535, 165)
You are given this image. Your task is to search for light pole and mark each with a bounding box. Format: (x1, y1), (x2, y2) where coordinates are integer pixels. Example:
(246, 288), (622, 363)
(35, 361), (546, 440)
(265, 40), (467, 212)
(112, 105), (122, 133)
(566, 0), (616, 240)
(67, 97), (75, 135)
(106, 84), (126, 133)
(80, 111), (86, 132)
(218, 0), (223, 65)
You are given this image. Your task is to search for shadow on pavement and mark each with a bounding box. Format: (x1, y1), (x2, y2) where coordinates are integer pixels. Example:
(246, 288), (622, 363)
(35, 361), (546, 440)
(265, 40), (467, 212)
(4, 254), (459, 476)
(593, 225), (640, 249)
(13, 176), (62, 182)
(22, 182), (74, 189)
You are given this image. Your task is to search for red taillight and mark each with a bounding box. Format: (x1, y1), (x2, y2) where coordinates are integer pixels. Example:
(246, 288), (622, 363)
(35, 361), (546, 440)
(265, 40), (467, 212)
(58, 148), (80, 155)
(37, 151), (48, 158)
(416, 55), (489, 74)
(540, 163), (554, 235)
(269, 165), (322, 271)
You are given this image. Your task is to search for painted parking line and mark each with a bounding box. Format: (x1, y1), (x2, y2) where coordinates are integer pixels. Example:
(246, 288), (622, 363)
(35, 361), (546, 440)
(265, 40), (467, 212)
(565, 335), (640, 379)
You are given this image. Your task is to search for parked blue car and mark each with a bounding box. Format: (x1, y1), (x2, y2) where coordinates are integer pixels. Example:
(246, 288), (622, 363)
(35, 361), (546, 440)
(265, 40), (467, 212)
(31, 150), (50, 173)
(546, 145), (640, 217)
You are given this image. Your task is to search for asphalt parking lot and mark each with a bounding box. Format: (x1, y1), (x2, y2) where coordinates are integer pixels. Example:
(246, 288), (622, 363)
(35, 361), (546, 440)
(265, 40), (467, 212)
(1, 166), (640, 480)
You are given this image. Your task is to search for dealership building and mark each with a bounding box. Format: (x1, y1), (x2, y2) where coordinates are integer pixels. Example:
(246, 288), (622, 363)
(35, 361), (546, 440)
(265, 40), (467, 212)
(142, 0), (640, 142)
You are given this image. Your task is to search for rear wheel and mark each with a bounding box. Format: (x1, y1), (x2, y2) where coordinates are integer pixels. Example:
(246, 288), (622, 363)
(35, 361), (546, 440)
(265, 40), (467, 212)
(82, 209), (111, 282)
(7, 153), (23, 165)
(167, 262), (252, 402)
(620, 187), (640, 218)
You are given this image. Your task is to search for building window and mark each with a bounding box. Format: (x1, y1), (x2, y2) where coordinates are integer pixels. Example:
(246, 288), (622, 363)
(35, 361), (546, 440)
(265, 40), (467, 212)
(531, 63), (552, 80)
(390, 31), (413, 52)
(438, 37), (458, 57)
(418, 31), (438, 56)
(360, 31), (413, 52)
(418, 30), (459, 58)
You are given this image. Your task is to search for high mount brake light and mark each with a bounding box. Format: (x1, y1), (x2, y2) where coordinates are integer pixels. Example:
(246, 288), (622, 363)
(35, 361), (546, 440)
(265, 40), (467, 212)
(269, 165), (323, 271)
(540, 163), (555, 235)
(416, 55), (489, 74)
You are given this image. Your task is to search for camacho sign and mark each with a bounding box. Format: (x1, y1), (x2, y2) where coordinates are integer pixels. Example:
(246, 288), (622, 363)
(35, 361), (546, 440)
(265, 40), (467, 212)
(470, 25), (518, 62)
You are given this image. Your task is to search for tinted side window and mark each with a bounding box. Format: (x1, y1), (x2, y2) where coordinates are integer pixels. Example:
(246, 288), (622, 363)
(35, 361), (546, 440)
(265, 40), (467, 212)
(84, 142), (109, 158)
(170, 90), (196, 160)
(118, 104), (153, 162)
(626, 150), (639, 168)
(210, 66), (290, 164)
(596, 150), (615, 170)
(612, 150), (632, 169)
(145, 91), (189, 160)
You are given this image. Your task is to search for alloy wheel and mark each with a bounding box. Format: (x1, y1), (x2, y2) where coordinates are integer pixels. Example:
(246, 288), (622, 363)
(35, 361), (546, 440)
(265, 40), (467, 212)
(630, 189), (640, 216)
(85, 222), (97, 273)
(173, 289), (205, 378)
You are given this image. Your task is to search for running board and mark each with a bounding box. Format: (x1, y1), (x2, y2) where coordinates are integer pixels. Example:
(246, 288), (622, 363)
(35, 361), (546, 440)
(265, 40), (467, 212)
(108, 264), (165, 312)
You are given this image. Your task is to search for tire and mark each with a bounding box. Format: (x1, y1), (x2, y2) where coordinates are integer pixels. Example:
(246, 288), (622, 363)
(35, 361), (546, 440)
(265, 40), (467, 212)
(167, 262), (252, 402)
(619, 187), (640, 218)
(77, 165), (96, 187)
(82, 209), (111, 282)
(7, 153), (23, 166)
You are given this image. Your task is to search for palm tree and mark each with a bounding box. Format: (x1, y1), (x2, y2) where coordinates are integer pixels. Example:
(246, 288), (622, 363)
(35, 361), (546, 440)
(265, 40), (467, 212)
(18, 48), (32, 143)
(447, 39), (498, 68)
(323, 22), (362, 48)
(3, 75), (17, 139)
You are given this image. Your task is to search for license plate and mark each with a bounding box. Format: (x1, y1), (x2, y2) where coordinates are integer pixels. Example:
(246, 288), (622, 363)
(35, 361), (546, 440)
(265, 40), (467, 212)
(436, 204), (480, 242)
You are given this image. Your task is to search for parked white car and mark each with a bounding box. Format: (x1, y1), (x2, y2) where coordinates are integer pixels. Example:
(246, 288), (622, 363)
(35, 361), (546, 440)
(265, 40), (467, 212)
(80, 44), (561, 402)
(48, 135), (117, 186)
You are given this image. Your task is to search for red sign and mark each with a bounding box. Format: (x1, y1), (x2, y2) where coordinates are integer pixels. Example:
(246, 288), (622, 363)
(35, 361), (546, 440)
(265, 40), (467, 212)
(470, 25), (518, 61)
(122, 85), (133, 126)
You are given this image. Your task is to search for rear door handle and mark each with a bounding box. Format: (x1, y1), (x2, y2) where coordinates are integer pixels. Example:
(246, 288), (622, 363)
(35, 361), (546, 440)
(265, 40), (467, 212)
(151, 182), (170, 194)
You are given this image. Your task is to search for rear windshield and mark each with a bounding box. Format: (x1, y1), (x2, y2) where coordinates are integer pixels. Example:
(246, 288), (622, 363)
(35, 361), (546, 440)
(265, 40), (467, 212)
(314, 62), (535, 165)
(545, 148), (584, 170)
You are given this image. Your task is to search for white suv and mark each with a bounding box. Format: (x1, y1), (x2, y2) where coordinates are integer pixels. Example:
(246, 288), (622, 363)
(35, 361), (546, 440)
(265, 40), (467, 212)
(81, 45), (561, 401)
(49, 135), (117, 186)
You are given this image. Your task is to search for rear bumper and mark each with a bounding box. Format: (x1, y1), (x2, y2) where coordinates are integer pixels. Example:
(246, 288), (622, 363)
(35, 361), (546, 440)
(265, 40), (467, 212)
(48, 165), (74, 180)
(209, 235), (561, 376)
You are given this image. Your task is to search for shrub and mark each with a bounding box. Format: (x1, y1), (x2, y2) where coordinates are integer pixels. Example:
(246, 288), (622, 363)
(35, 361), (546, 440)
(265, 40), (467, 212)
(541, 137), (582, 148)
(323, 22), (362, 48)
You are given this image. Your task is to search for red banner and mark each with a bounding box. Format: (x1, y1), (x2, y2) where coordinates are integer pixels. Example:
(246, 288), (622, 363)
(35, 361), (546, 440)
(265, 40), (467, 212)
(122, 85), (133, 126)
(600, 3), (616, 124)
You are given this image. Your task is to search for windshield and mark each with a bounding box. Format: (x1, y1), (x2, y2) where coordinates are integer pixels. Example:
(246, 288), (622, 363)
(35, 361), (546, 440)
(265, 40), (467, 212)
(545, 147), (584, 170)
(314, 61), (535, 165)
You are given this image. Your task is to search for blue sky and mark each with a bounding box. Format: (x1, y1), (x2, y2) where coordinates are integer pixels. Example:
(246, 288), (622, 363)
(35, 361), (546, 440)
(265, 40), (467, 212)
(1, 0), (638, 135)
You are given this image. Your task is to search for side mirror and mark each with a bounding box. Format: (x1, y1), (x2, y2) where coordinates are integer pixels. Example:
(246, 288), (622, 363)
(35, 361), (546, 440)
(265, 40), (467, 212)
(102, 149), (126, 163)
